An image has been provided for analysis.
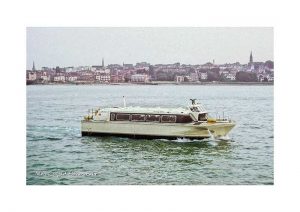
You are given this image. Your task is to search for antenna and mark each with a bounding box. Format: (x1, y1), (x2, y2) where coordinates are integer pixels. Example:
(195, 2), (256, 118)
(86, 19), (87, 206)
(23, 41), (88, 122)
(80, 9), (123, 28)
(123, 96), (126, 107)
(190, 99), (196, 105)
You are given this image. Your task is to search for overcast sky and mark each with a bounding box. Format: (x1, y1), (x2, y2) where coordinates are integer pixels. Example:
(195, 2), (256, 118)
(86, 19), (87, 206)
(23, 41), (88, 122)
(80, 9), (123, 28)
(26, 27), (273, 69)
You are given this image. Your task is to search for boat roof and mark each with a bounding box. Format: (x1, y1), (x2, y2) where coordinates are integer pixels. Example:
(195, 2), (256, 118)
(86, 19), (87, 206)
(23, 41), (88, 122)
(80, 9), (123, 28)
(101, 105), (207, 115)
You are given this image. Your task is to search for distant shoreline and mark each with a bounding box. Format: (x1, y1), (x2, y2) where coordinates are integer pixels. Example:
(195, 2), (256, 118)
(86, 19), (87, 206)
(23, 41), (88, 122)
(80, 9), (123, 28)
(26, 81), (274, 86)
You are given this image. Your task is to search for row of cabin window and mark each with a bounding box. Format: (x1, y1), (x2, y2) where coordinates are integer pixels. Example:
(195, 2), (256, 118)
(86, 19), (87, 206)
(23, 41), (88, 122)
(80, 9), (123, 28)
(110, 113), (193, 123)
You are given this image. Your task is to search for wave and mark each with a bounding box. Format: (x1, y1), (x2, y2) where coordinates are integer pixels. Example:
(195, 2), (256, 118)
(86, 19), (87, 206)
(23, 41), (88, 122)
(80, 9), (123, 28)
(69, 150), (86, 154)
(28, 136), (62, 141)
(47, 137), (62, 141)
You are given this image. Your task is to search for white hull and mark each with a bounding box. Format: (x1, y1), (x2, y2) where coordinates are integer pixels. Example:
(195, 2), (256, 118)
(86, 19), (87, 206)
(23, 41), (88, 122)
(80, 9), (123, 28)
(81, 120), (235, 139)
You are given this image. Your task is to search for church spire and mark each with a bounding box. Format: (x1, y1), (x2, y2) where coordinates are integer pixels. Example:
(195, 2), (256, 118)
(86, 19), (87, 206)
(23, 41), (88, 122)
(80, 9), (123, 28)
(249, 51), (253, 64)
(32, 61), (36, 71)
(102, 58), (104, 68)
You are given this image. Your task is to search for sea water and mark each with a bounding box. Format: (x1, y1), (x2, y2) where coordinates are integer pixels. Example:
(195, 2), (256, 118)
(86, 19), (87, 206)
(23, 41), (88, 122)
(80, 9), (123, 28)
(27, 85), (273, 185)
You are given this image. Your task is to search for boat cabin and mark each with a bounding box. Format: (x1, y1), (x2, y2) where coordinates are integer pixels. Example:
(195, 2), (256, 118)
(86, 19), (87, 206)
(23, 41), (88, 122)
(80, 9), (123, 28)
(91, 99), (208, 123)
(109, 112), (196, 123)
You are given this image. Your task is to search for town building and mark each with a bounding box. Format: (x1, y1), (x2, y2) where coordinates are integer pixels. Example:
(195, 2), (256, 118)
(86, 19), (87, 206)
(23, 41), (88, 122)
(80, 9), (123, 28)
(199, 72), (208, 80)
(65, 67), (74, 72)
(131, 74), (149, 83)
(95, 69), (110, 75)
(184, 75), (192, 82)
(123, 63), (134, 70)
(96, 74), (110, 83)
(224, 73), (236, 81)
(136, 62), (150, 69)
(258, 74), (274, 82)
(40, 71), (51, 82)
(27, 71), (37, 81)
(175, 76), (184, 83)
(110, 72), (125, 83)
(67, 76), (78, 82)
(189, 73), (199, 82)
(54, 75), (66, 82)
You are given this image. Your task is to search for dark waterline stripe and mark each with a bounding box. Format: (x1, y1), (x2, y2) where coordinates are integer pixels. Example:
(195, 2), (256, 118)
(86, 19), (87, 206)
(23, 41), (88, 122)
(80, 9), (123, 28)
(81, 131), (208, 140)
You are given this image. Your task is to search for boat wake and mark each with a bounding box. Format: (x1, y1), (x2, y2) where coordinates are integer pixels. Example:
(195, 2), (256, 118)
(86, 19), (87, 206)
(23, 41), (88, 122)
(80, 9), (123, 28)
(170, 135), (233, 144)
(156, 137), (203, 143)
(173, 137), (196, 143)
(214, 135), (232, 141)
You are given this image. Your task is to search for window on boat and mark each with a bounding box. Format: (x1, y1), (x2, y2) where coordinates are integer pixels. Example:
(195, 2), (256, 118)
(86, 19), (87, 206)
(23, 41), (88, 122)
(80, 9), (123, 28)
(190, 106), (200, 112)
(145, 114), (160, 122)
(131, 114), (146, 122)
(116, 113), (130, 121)
(176, 115), (193, 123)
(110, 113), (116, 121)
(198, 113), (208, 121)
(161, 115), (176, 123)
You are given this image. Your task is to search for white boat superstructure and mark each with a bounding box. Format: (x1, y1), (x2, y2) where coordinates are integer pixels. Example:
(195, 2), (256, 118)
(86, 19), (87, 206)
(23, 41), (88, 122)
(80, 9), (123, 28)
(81, 99), (235, 139)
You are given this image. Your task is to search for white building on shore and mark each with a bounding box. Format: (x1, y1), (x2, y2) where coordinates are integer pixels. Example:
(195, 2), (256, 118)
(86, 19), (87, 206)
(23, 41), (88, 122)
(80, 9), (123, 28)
(96, 74), (110, 83)
(199, 72), (208, 80)
(54, 75), (66, 82)
(224, 73), (236, 81)
(67, 76), (78, 82)
(176, 76), (184, 83)
(28, 71), (37, 81)
(131, 74), (149, 83)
